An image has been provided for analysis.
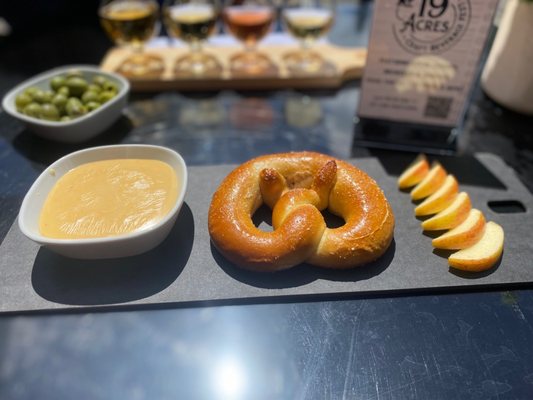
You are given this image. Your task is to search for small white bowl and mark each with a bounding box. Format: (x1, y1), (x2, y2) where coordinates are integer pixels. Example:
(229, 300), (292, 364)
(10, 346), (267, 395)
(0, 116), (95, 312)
(19, 145), (188, 259)
(2, 65), (129, 143)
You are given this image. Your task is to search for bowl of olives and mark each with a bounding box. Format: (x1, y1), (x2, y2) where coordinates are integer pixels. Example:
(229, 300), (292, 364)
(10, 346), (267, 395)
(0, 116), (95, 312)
(2, 65), (130, 143)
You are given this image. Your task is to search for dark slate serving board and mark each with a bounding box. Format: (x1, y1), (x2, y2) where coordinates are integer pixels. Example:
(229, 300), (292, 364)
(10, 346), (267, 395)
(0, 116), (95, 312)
(1, 153), (532, 313)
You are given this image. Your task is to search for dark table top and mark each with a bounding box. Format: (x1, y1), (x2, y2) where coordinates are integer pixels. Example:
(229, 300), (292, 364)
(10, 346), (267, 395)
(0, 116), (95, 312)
(1, 2), (533, 399)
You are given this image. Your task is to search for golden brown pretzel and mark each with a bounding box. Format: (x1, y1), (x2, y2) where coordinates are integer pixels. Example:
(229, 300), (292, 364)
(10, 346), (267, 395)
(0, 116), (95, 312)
(208, 152), (395, 271)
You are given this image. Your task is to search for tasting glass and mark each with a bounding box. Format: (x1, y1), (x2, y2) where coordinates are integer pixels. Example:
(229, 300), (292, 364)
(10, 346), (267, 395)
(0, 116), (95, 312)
(99, 0), (164, 78)
(163, 0), (222, 77)
(282, 0), (335, 73)
(222, 0), (276, 75)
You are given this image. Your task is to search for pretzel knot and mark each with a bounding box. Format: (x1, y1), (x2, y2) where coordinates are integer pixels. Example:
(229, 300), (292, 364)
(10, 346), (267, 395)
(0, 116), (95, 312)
(208, 152), (395, 271)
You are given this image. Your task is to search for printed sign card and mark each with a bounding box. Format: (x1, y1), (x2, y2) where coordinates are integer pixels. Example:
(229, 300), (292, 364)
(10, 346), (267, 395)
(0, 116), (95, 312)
(358, 0), (498, 128)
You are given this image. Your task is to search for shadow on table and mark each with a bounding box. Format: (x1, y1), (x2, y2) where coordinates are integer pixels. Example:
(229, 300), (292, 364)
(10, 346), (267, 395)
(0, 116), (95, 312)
(30, 203), (194, 306)
(212, 239), (396, 289)
(11, 115), (132, 168)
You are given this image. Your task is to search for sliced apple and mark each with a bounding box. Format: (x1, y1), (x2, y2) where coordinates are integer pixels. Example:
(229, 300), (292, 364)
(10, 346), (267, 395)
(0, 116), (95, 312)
(410, 161), (447, 200)
(398, 154), (429, 189)
(421, 191), (471, 230)
(415, 175), (458, 216)
(432, 208), (486, 249)
(448, 221), (504, 272)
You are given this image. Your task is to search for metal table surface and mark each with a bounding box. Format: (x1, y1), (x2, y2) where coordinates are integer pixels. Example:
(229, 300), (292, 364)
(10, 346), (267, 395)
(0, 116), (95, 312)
(1, 2), (533, 399)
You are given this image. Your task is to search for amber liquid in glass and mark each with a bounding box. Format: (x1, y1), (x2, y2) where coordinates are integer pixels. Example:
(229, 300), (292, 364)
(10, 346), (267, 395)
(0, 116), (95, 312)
(223, 6), (274, 45)
(99, 0), (159, 46)
(164, 4), (217, 43)
(283, 8), (333, 40)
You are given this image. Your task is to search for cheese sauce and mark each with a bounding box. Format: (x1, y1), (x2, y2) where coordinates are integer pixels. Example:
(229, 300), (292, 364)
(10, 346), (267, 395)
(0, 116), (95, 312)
(39, 159), (179, 239)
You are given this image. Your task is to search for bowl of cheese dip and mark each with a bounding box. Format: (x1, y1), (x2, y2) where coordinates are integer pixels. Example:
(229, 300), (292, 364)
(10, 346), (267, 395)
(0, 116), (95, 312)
(19, 145), (188, 259)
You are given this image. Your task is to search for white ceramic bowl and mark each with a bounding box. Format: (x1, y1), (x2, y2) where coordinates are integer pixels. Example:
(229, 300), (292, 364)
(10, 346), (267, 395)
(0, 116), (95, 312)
(2, 65), (129, 143)
(19, 145), (188, 259)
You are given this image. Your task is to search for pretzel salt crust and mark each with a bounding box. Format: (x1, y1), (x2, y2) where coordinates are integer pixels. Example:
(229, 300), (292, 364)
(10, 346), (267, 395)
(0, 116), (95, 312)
(208, 152), (395, 271)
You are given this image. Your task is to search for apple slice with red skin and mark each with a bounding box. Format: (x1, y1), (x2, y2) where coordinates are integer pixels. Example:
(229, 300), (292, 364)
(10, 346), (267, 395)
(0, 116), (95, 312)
(415, 175), (459, 216)
(398, 154), (430, 189)
(411, 161), (447, 200)
(448, 221), (504, 272)
(432, 208), (486, 250)
(421, 192), (472, 231)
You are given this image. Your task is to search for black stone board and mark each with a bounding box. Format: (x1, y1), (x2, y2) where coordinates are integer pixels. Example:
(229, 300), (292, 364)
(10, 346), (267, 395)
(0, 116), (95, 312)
(1, 154), (532, 313)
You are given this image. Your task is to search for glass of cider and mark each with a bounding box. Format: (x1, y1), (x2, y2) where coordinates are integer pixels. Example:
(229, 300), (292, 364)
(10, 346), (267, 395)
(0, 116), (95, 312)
(163, 0), (223, 77)
(99, 0), (165, 78)
(282, 0), (335, 74)
(222, 0), (277, 75)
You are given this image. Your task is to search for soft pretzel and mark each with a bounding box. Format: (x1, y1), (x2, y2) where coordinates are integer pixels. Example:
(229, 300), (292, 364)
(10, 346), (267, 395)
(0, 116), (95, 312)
(208, 152), (395, 271)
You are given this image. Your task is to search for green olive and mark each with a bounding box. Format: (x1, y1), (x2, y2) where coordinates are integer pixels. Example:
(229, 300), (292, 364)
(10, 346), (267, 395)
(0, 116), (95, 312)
(87, 84), (101, 93)
(15, 93), (33, 111)
(65, 70), (83, 78)
(40, 104), (60, 121)
(65, 77), (88, 97)
(98, 90), (116, 104)
(86, 101), (101, 112)
(23, 102), (42, 118)
(42, 90), (55, 103)
(102, 80), (118, 93)
(81, 90), (99, 104)
(52, 93), (68, 113)
(50, 76), (66, 91)
(24, 86), (40, 98)
(66, 97), (87, 117)
(93, 76), (106, 87)
(57, 86), (70, 96)
(32, 89), (47, 104)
